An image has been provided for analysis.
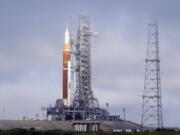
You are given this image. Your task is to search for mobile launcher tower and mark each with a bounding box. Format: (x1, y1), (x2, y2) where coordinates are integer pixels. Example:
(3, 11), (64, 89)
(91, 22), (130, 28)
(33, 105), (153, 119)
(47, 15), (120, 121)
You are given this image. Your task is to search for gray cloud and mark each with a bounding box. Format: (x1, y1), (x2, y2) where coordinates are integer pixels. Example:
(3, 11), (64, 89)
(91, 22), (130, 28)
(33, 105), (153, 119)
(0, 0), (180, 127)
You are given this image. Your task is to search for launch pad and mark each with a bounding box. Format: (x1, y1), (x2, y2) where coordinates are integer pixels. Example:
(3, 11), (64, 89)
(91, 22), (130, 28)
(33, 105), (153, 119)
(47, 99), (120, 121)
(47, 15), (120, 121)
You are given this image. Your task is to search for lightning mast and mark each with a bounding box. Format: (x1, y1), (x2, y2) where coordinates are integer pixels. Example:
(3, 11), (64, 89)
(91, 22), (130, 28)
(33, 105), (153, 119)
(141, 23), (163, 129)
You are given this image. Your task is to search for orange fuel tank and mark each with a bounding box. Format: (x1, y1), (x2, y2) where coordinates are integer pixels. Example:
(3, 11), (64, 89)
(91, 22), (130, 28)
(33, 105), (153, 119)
(62, 24), (71, 106)
(63, 43), (71, 105)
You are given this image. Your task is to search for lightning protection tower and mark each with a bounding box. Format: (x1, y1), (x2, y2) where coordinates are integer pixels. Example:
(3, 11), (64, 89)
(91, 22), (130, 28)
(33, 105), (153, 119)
(141, 22), (163, 129)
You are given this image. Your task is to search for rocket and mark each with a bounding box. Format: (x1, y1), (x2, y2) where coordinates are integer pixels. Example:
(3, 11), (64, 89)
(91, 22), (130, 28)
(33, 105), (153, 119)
(62, 24), (71, 106)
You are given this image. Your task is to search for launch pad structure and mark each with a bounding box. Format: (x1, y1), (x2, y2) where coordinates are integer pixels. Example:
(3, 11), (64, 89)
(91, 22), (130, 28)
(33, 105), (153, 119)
(47, 15), (120, 121)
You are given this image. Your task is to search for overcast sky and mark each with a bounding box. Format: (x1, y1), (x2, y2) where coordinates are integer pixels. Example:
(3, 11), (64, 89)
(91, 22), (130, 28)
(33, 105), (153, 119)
(0, 0), (180, 127)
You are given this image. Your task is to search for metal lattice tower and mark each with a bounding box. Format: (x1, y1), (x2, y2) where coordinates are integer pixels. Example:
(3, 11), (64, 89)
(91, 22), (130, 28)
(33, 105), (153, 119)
(141, 23), (163, 128)
(72, 15), (99, 110)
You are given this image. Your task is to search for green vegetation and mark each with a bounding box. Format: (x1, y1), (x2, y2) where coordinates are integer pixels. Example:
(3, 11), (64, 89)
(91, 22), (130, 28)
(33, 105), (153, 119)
(0, 129), (180, 135)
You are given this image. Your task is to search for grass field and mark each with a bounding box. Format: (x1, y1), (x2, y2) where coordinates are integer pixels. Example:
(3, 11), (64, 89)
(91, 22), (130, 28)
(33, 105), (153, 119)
(0, 129), (180, 135)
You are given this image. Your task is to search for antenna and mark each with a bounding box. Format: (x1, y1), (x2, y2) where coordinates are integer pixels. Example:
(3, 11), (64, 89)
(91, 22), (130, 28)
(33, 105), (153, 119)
(141, 22), (163, 129)
(123, 108), (126, 121)
(2, 108), (5, 120)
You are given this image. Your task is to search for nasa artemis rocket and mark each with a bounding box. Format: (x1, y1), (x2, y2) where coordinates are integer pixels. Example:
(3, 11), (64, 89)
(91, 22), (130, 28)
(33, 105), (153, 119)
(62, 24), (71, 106)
